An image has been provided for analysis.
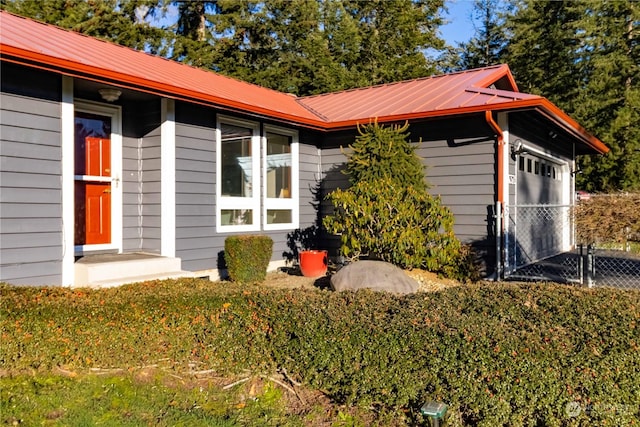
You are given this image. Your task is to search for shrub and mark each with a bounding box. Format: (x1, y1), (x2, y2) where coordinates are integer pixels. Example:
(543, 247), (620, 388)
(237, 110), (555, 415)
(224, 235), (273, 283)
(323, 121), (468, 279)
(575, 192), (640, 246)
(344, 121), (428, 191)
(323, 178), (463, 277)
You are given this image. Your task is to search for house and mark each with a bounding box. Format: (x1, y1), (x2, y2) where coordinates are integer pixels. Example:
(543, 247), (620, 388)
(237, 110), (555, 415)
(0, 12), (608, 286)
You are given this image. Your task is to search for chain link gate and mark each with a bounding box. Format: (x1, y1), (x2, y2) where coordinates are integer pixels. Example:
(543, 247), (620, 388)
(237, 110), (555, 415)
(498, 203), (582, 284)
(496, 203), (640, 289)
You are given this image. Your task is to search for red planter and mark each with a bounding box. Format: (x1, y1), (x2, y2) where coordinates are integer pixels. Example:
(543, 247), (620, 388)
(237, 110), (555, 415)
(299, 250), (328, 278)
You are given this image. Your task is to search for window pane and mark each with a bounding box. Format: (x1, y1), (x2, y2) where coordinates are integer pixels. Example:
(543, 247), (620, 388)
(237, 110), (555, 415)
(220, 209), (253, 226)
(221, 123), (253, 197)
(75, 112), (111, 176)
(267, 209), (292, 224)
(266, 132), (292, 199)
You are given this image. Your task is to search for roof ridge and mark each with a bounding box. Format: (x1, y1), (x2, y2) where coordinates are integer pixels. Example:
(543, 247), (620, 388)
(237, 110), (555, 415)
(298, 64), (508, 101)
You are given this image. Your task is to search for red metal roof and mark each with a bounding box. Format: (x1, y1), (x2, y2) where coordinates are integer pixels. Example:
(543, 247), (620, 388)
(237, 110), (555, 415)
(297, 67), (539, 124)
(0, 12), (320, 124)
(0, 11), (608, 154)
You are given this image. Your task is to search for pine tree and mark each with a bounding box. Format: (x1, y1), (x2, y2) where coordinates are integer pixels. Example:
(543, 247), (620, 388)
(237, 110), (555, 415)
(168, 0), (446, 95)
(573, 1), (640, 192)
(503, 0), (583, 109)
(345, 121), (428, 191)
(457, 0), (508, 70)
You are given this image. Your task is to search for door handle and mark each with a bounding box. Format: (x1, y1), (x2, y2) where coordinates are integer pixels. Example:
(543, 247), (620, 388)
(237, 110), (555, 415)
(103, 188), (111, 194)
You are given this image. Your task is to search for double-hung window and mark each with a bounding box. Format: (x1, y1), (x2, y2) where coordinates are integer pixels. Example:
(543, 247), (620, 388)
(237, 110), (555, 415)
(216, 117), (298, 231)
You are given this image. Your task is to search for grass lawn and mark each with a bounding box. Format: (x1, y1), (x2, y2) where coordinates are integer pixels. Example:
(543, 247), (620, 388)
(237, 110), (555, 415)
(1, 278), (639, 426)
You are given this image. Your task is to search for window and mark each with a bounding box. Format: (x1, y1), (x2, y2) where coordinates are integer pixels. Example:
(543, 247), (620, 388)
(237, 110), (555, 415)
(216, 117), (298, 231)
(217, 118), (260, 231)
(263, 126), (298, 230)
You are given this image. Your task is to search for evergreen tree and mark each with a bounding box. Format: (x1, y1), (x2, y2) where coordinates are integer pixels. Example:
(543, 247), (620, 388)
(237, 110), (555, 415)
(169, 0), (446, 95)
(503, 0), (583, 109)
(457, 0), (508, 70)
(573, 1), (640, 192)
(345, 121), (428, 191)
(504, 0), (640, 191)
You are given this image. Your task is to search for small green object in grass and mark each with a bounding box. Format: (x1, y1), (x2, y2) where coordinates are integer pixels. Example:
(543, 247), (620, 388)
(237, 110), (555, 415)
(420, 400), (447, 418)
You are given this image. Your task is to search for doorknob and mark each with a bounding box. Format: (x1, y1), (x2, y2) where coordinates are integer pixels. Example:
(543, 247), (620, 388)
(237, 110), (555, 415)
(103, 188), (111, 194)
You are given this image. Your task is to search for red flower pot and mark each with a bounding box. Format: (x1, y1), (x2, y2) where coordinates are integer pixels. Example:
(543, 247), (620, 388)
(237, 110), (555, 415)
(299, 250), (328, 278)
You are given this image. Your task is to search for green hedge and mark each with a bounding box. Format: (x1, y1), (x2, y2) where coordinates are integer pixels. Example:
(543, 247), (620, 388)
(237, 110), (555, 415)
(2, 281), (639, 425)
(224, 234), (273, 283)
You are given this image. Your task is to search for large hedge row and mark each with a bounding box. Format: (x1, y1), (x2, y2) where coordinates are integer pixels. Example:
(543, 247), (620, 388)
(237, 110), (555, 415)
(2, 281), (639, 425)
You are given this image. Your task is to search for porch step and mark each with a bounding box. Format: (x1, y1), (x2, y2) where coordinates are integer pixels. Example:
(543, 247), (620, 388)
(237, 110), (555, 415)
(74, 253), (195, 288)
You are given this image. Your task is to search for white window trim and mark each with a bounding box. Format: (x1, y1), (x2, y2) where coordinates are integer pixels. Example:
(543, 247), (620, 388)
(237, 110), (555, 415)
(263, 125), (299, 231)
(216, 115), (261, 232)
(73, 99), (123, 255)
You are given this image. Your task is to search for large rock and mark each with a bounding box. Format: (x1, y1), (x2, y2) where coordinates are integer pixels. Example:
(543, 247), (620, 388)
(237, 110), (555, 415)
(330, 260), (419, 294)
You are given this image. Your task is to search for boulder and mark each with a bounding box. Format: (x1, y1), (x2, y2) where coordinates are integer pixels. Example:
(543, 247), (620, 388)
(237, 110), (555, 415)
(330, 260), (418, 294)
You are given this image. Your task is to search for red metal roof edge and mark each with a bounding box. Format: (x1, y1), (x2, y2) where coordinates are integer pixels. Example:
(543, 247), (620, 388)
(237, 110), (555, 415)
(1, 44), (330, 129)
(472, 64), (519, 92)
(0, 11), (606, 153)
(321, 98), (608, 154)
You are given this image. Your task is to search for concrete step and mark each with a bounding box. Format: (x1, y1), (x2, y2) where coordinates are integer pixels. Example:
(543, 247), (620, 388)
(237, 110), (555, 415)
(83, 271), (196, 288)
(74, 253), (194, 287)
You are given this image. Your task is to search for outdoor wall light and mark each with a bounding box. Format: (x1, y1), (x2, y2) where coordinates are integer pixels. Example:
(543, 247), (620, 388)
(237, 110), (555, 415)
(511, 139), (528, 156)
(98, 88), (122, 102)
(420, 400), (448, 426)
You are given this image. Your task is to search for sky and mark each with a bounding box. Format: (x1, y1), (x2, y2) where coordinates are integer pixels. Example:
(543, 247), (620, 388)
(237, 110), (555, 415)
(440, 0), (477, 46)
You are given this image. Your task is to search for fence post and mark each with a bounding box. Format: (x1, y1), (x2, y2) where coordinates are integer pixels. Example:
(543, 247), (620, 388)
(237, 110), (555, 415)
(578, 244), (584, 285)
(585, 244), (595, 288)
(495, 201), (503, 280)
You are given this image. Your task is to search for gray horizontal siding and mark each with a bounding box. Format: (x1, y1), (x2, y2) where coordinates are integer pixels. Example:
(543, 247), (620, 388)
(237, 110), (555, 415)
(0, 71), (63, 285)
(417, 138), (495, 243)
(140, 128), (161, 254)
(122, 135), (142, 252)
(175, 105), (217, 271)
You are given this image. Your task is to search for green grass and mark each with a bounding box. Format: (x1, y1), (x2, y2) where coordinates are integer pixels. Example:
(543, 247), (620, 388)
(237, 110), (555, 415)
(1, 373), (299, 426)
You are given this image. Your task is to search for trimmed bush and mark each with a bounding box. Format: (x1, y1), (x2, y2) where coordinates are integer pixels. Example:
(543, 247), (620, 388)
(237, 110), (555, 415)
(2, 281), (638, 425)
(224, 235), (273, 283)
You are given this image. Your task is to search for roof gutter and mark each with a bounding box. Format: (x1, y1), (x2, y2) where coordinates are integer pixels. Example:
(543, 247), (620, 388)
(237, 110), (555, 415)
(485, 111), (506, 205)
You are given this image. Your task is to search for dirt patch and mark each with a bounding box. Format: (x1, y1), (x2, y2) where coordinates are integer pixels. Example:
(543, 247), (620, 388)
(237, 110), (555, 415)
(258, 266), (461, 293)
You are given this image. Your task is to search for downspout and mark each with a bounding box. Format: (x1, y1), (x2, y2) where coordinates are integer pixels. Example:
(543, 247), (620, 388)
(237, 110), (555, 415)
(485, 111), (506, 279)
(485, 111), (506, 204)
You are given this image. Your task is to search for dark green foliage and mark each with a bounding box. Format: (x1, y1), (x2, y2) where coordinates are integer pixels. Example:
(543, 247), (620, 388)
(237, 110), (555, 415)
(323, 178), (463, 277)
(2, 281), (639, 424)
(168, 0), (446, 95)
(503, 0), (640, 192)
(454, 0), (509, 71)
(323, 122), (466, 279)
(345, 122), (428, 190)
(224, 235), (273, 283)
(571, 1), (640, 192)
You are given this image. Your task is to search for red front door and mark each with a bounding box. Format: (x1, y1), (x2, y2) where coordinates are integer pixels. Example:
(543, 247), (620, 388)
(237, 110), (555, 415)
(75, 115), (112, 246)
